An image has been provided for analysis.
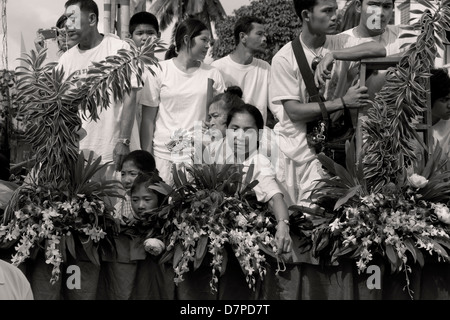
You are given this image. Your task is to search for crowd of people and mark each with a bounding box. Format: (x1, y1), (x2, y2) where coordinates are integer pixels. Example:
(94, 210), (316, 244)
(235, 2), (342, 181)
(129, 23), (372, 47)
(1, 0), (449, 300)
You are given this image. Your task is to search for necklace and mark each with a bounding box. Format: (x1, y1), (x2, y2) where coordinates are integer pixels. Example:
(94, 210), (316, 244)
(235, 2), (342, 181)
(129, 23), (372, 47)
(299, 34), (324, 71)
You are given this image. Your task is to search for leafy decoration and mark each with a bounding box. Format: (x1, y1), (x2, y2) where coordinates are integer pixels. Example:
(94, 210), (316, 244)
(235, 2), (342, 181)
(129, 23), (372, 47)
(139, 163), (282, 294)
(0, 37), (166, 283)
(291, 1), (450, 299)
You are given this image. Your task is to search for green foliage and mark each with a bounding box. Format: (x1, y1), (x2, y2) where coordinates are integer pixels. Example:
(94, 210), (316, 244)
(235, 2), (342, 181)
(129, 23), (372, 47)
(211, 0), (301, 63)
(140, 162), (279, 293)
(13, 38), (165, 189)
(362, 0), (450, 193)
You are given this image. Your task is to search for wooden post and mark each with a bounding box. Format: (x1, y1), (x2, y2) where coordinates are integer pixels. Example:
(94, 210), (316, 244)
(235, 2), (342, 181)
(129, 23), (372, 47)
(119, 0), (130, 39)
(110, 0), (117, 35)
(103, 0), (111, 34)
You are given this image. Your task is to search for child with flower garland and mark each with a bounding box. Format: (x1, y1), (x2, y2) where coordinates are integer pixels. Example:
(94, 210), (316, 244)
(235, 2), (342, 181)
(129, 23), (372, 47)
(99, 150), (159, 299)
(128, 172), (174, 300)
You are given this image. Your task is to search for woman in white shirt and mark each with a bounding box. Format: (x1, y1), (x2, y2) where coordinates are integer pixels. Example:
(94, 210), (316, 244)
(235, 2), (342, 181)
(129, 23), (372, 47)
(139, 18), (226, 186)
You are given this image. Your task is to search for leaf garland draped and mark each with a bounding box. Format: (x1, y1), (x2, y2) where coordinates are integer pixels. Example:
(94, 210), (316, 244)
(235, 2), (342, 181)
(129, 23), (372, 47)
(13, 38), (166, 190)
(362, 0), (450, 193)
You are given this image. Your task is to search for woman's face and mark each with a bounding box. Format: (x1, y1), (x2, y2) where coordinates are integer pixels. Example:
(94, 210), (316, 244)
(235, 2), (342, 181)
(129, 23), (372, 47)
(121, 160), (140, 190)
(227, 112), (259, 160)
(208, 101), (228, 138)
(131, 184), (159, 215)
(189, 29), (211, 61)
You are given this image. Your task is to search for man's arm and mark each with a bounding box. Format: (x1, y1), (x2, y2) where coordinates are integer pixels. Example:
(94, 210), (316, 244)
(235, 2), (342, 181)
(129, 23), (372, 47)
(113, 89), (138, 171)
(315, 41), (387, 87)
(283, 80), (370, 123)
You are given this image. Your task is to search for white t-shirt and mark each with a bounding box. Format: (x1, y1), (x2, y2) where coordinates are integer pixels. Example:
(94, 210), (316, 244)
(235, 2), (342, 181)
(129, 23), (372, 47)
(432, 119), (450, 156)
(211, 55), (272, 124)
(57, 35), (140, 163)
(139, 58), (226, 161)
(270, 34), (351, 165)
(0, 259), (33, 300)
(327, 25), (415, 100)
(203, 137), (282, 203)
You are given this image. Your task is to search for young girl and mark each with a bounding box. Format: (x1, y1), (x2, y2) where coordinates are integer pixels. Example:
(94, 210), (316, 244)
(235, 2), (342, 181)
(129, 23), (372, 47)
(99, 150), (158, 300)
(224, 104), (295, 300)
(139, 17), (226, 186)
(129, 172), (174, 300)
(225, 104), (292, 255)
(114, 150), (157, 225)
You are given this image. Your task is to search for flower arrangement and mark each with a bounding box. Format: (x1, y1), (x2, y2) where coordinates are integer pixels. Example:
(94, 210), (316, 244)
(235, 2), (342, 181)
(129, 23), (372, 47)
(142, 163), (281, 293)
(291, 139), (450, 299)
(0, 152), (120, 284)
(287, 1), (450, 299)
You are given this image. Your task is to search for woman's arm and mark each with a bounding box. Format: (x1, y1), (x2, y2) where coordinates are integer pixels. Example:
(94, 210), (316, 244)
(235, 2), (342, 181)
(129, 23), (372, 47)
(269, 193), (292, 255)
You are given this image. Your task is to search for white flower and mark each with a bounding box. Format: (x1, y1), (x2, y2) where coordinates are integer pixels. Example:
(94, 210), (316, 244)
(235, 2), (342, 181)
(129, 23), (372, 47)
(144, 238), (166, 256)
(432, 203), (450, 225)
(407, 174), (428, 189)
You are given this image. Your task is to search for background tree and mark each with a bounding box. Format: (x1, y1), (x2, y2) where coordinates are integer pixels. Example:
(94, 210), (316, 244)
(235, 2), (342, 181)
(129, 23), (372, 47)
(211, 0), (301, 64)
(149, 0), (227, 34)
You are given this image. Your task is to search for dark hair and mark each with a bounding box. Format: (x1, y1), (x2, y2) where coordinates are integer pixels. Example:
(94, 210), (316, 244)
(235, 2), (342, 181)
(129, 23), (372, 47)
(120, 150), (157, 175)
(174, 18), (208, 55)
(56, 14), (68, 29)
(64, 0), (99, 24)
(129, 11), (159, 35)
(430, 68), (450, 107)
(165, 44), (178, 60)
(226, 103), (264, 131)
(293, 0), (318, 21)
(233, 16), (264, 46)
(130, 172), (167, 206)
(209, 86), (245, 114)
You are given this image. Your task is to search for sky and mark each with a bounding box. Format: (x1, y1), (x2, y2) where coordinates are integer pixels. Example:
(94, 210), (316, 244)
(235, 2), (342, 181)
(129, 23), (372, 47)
(3, 0), (251, 70)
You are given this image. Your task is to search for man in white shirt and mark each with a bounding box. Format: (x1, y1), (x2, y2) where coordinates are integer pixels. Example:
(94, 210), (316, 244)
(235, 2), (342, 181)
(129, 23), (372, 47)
(325, 0), (415, 101)
(211, 16), (272, 125)
(0, 259), (33, 300)
(270, 0), (386, 207)
(58, 0), (140, 181)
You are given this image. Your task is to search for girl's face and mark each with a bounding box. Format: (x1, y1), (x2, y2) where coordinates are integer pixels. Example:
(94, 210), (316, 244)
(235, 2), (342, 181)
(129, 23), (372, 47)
(131, 184), (159, 215)
(121, 160), (140, 190)
(189, 29), (211, 61)
(227, 112), (259, 160)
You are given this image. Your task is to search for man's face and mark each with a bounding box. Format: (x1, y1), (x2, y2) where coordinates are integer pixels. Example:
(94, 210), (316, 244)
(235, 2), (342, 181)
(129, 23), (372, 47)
(242, 23), (267, 54)
(357, 0), (394, 33)
(65, 4), (92, 43)
(433, 94), (450, 122)
(306, 0), (338, 35)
